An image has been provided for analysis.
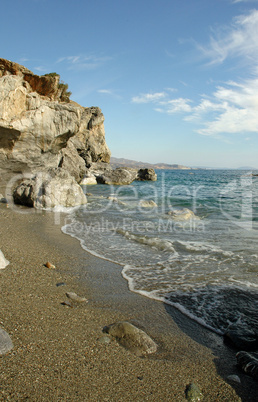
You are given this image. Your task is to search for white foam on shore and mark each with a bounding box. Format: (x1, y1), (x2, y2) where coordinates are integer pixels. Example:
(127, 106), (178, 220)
(0, 250), (9, 269)
(121, 264), (223, 335)
(116, 228), (177, 253)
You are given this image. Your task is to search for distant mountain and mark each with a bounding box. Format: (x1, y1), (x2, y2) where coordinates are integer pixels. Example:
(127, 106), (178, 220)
(110, 157), (194, 170)
(237, 166), (258, 170)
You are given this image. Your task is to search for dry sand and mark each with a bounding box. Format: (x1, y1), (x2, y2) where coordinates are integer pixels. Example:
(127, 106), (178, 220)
(0, 202), (256, 401)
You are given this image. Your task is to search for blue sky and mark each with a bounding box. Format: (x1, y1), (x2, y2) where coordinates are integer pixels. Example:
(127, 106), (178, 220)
(2, 0), (258, 168)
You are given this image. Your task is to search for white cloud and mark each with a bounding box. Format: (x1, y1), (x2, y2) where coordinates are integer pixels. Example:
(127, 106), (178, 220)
(131, 92), (167, 103)
(198, 9), (258, 68)
(132, 11), (258, 138)
(197, 106), (258, 135)
(194, 79), (258, 135)
(232, 0), (258, 3)
(165, 87), (178, 93)
(164, 98), (192, 114)
(132, 79), (258, 136)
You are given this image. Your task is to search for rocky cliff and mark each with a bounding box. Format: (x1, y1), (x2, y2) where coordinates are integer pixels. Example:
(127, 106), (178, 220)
(0, 58), (111, 207)
(0, 58), (156, 209)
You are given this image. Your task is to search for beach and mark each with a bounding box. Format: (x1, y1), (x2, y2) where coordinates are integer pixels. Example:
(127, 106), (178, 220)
(0, 202), (256, 401)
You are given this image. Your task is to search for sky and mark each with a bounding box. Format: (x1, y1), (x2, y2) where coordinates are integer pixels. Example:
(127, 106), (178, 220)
(1, 0), (258, 168)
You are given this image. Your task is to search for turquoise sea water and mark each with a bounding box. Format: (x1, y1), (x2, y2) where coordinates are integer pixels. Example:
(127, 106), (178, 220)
(63, 169), (258, 335)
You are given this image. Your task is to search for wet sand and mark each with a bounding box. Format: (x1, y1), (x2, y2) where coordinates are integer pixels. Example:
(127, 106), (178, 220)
(0, 202), (256, 401)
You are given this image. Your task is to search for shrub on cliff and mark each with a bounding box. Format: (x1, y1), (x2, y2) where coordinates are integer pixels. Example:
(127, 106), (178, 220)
(44, 72), (72, 102)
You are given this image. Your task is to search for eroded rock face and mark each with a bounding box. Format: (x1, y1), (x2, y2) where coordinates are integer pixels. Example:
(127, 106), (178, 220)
(0, 59), (111, 195)
(0, 59), (157, 207)
(13, 168), (87, 209)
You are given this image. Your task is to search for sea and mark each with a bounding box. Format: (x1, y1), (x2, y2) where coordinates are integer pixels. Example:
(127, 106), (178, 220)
(62, 169), (258, 335)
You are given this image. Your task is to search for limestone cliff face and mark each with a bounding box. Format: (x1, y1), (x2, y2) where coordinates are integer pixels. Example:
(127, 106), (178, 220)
(0, 58), (111, 188)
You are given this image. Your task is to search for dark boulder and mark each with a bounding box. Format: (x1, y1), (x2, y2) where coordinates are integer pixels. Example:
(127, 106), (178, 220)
(96, 167), (138, 185)
(236, 351), (258, 380)
(136, 168), (157, 181)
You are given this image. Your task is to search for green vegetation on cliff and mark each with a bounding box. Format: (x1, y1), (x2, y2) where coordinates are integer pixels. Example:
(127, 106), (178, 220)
(44, 72), (72, 102)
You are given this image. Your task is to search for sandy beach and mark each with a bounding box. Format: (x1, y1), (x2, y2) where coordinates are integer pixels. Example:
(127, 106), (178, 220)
(0, 202), (256, 401)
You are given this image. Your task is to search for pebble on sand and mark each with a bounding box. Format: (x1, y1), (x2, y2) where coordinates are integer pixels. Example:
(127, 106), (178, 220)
(103, 321), (157, 357)
(0, 249), (9, 269)
(45, 261), (56, 269)
(0, 328), (13, 355)
(227, 375), (241, 384)
(236, 351), (258, 380)
(66, 292), (88, 303)
(185, 383), (203, 401)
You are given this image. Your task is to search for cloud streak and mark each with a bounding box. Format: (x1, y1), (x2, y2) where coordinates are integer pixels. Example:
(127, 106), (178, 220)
(98, 89), (122, 100)
(57, 54), (112, 71)
(131, 92), (167, 103)
(133, 79), (258, 136)
(198, 9), (258, 68)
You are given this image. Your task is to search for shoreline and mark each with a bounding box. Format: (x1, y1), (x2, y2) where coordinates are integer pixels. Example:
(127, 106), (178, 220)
(0, 203), (255, 400)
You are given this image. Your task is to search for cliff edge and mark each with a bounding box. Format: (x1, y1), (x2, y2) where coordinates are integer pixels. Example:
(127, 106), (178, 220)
(0, 59), (156, 209)
(0, 58), (111, 207)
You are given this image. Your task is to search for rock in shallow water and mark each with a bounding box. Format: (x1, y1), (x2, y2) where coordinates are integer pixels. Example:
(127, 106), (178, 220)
(167, 208), (197, 221)
(103, 321), (157, 357)
(236, 351), (258, 380)
(139, 200), (157, 208)
(224, 325), (258, 351)
(0, 328), (13, 355)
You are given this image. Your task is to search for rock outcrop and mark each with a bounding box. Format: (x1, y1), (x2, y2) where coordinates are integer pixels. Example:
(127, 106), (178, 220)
(0, 58), (110, 206)
(88, 163), (157, 185)
(13, 168), (87, 209)
(137, 168), (157, 181)
(0, 58), (157, 207)
(96, 167), (139, 185)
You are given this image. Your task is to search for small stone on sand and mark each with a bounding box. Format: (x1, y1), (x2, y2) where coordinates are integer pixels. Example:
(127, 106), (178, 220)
(103, 321), (157, 356)
(45, 261), (55, 269)
(66, 292), (88, 303)
(185, 383), (203, 401)
(0, 328), (13, 355)
(61, 300), (73, 308)
(56, 282), (66, 287)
